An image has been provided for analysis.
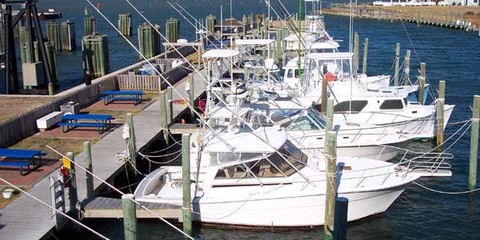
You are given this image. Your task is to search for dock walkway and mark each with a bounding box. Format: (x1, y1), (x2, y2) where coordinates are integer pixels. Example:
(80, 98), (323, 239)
(0, 70), (206, 239)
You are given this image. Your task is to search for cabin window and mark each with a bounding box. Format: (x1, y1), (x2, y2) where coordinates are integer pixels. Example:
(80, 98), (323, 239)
(379, 100), (404, 110)
(286, 69), (293, 78)
(334, 100), (368, 113)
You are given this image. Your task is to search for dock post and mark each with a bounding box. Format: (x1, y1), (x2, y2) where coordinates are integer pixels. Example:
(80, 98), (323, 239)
(127, 113), (137, 174)
(394, 43), (400, 86)
(61, 20), (76, 52)
(122, 194), (137, 240)
(436, 81), (446, 149)
(187, 73), (195, 115)
(84, 141), (94, 198)
(182, 134), (192, 236)
(84, 16), (96, 36)
(334, 197), (348, 240)
(324, 130), (337, 240)
(469, 95), (480, 190)
(403, 50), (411, 86)
(321, 75), (328, 113)
(362, 38), (368, 74)
(418, 63), (426, 105)
(66, 152), (78, 217)
(118, 13), (132, 36)
(166, 87), (173, 125)
(326, 98), (334, 132)
(159, 90), (169, 143)
(353, 33), (359, 72)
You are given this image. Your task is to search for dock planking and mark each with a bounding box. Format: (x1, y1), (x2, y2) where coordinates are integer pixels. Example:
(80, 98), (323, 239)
(82, 197), (181, 219)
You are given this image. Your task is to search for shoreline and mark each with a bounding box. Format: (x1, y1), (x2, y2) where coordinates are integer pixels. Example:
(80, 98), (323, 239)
(323, 5), (480, 32)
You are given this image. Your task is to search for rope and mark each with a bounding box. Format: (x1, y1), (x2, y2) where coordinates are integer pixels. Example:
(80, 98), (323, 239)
(0, 177), (110, 240)
(46, 145), (194, 240)
(413, 181), (480, 195)
(140, 148), (182, 158)
(138, 151), (182, 164)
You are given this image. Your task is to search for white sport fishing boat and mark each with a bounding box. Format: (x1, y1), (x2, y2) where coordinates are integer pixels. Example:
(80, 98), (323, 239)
(282, 52), (455, 139)
(134, 126), (452, 227)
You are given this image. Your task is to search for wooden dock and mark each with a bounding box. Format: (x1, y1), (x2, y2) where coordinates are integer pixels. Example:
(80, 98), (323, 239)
(82, 197), (181, 219)
(0, 68), (206, 239)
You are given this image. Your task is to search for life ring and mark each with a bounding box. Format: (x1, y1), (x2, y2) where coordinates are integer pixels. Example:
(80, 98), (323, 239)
(324, 72), (336, 82)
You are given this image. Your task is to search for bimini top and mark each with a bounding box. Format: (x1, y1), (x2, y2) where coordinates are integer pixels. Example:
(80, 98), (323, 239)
(203, 49), (240, 59)
(202, 127), (287, 154)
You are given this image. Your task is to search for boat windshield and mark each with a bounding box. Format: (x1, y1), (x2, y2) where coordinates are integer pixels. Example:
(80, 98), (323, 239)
(215, 140), (308, 179)
(286, 109), (326, 131)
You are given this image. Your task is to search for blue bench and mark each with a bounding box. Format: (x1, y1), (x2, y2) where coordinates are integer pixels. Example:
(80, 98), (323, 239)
(58, 114), (114, 133)
(100, 90), (144, 105)
(0, 149), (47, 175)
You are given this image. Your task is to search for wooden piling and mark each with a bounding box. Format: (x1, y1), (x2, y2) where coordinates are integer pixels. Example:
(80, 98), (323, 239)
(61, 20), (76, 52)
(353, 33), (359, 72)
(19, 26), (33, 63)
(122, 194), (137, 240)
(206, 14), (216, 35)
(127, 113), (137, 174)
(138, 23), (161, 59)
(166, 87), (173, 125)
(334, 197), (348, 240)
(394, 43), (400, 86)
(66, 152), (78, 217)
(44, 42), (58, 86)
(436, 81), (445, 148)
(84, 16), (96, 36)
(118, 13), (132, 36)
(182, 134), (192, 236)
(326, 98), (334, 132)
(84, 141), (94, 198)
(81, 34), (110, 78)
(166, 18), (180, 44)
(324, 130), (337, 240)
(362, 38), (368, 74)
(46, 21), (61, 52)
(159, 90), (169, 142)
(403, 50), (411, 86)
(418, 63), (426, 105)
(321, 75), (328, 114)
(188, 73), (195, 115)
(469, 95), (480, 190)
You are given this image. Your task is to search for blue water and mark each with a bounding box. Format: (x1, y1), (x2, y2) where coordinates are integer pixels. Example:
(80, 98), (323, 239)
(13, 0), (480, 239)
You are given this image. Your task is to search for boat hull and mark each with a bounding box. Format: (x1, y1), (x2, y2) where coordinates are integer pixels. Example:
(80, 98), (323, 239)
(192, 186), (406, 227)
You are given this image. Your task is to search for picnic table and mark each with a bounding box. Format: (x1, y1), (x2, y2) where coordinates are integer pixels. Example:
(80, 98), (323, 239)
(58, 114), (114, 133)
(100, 90), (144, 105)
(0, 148), (47, 175)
